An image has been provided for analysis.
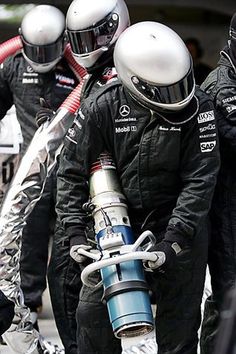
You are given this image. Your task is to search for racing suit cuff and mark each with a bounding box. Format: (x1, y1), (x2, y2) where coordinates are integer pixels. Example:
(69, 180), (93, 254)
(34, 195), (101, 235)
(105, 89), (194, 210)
(67, 226), (88, 247)
(164, 223), (192, 249)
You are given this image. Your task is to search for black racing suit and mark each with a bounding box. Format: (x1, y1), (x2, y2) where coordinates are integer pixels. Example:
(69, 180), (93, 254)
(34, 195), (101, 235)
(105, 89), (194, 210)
(0, 51), (79, 312)
(200, 46), (236, 354)
(47, 60), (117, 354)
(56, 81), (220, 354)
(0, 290), (14, 336)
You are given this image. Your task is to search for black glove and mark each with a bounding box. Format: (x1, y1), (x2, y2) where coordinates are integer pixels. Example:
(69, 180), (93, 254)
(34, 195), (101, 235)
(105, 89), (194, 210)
(147, 239), (181, 273)
(147, 224), (187, 273)
(0, 291), (14, 335)
(69, 232), (91, 264)
(35, 98), (54, 127)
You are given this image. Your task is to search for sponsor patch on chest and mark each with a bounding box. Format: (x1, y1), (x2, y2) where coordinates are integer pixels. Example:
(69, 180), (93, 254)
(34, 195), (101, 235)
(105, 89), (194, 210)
(22, 71), (39, 84)
(56, 74), (75, 86)
(115, 125), (137, 133)
(198, 110), (215, 124)
(22, 78), (39, 84)
(55, 74), (75, 90)
(200, 140), (216, 152)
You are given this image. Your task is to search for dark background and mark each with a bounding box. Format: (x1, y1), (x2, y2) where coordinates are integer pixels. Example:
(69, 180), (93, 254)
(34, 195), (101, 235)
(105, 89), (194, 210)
(0, 0), (234, 69)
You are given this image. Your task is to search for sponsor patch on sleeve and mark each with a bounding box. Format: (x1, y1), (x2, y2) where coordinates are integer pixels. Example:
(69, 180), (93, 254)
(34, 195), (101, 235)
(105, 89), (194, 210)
(65, 126), (77, 145)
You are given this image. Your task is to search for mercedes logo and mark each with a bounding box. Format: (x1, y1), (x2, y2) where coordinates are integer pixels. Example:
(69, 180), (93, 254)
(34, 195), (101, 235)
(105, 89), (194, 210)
(27, 65), (34, 73)
(119, 105), (130, 117)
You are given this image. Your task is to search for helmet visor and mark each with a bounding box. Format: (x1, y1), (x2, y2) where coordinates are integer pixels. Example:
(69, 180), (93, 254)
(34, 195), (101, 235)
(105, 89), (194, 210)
(67, 12), (119, 55)
(21, 33), (65, 64)
(131, 69), (195, 105)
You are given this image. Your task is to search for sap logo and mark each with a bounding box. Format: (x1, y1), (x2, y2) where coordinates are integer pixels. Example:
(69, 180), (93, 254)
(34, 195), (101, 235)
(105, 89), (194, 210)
(199, 123), (215, 133)
(198, 110), (215, 124)
(200, 140), (216, 153)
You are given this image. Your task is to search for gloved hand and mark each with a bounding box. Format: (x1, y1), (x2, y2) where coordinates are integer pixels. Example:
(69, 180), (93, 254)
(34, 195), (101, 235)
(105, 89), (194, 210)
(69, 234), (92, 264)
(0, 291), (14, 335)
(70, 244), (92, 263)
(147, 239), (181, 273)
(146, 223), (190, 273)
(35, 98), (55, 127)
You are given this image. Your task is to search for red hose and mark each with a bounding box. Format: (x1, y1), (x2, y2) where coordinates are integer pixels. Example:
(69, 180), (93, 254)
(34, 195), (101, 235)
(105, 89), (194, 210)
(64, 43), (87, 80)
(0, 37), (87, 78)
(0, 35), (22, 64)
(60, 79), (85, 114)
(61, 45), (88, 113)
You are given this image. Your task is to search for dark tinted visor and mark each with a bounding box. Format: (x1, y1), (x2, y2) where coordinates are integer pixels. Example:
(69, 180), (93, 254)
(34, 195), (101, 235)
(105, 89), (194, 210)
(21, 33), (65, 64)
(131, 69), (195, 105)
(67, 12), (119, 55)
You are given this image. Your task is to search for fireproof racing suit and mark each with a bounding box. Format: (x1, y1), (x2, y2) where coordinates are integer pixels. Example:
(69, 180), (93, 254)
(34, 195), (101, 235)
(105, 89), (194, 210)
(47, 59), (117, 354)
(0, 290), (14, 336)
(56, 80), (220, 354)
(0, 51), (79, 313)
(200, 46), (236, 354)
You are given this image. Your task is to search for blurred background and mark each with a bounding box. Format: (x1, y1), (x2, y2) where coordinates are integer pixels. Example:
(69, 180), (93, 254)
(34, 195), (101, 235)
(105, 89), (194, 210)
(0, 0), (234, 69)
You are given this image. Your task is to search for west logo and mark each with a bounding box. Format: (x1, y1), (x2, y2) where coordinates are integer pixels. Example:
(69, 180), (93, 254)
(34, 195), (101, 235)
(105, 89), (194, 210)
(198, 110), (215, 124)
(56, 74), (75, 85)
(200, 140), (216, 152)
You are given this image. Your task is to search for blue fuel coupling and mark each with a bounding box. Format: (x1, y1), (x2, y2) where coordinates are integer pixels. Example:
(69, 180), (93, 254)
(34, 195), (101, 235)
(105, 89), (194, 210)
(85, 153), (155, 338)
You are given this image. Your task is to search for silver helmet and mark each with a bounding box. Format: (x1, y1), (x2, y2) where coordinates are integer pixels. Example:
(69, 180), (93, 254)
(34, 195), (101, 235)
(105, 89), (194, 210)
(66, 0), (130, 68)
(19, 5), (66, 73)
(114, 21), (196, 113)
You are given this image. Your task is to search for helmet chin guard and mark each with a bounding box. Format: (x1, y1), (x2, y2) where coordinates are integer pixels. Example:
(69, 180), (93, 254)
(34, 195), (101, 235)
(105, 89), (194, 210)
(22, 53), (62, 73)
